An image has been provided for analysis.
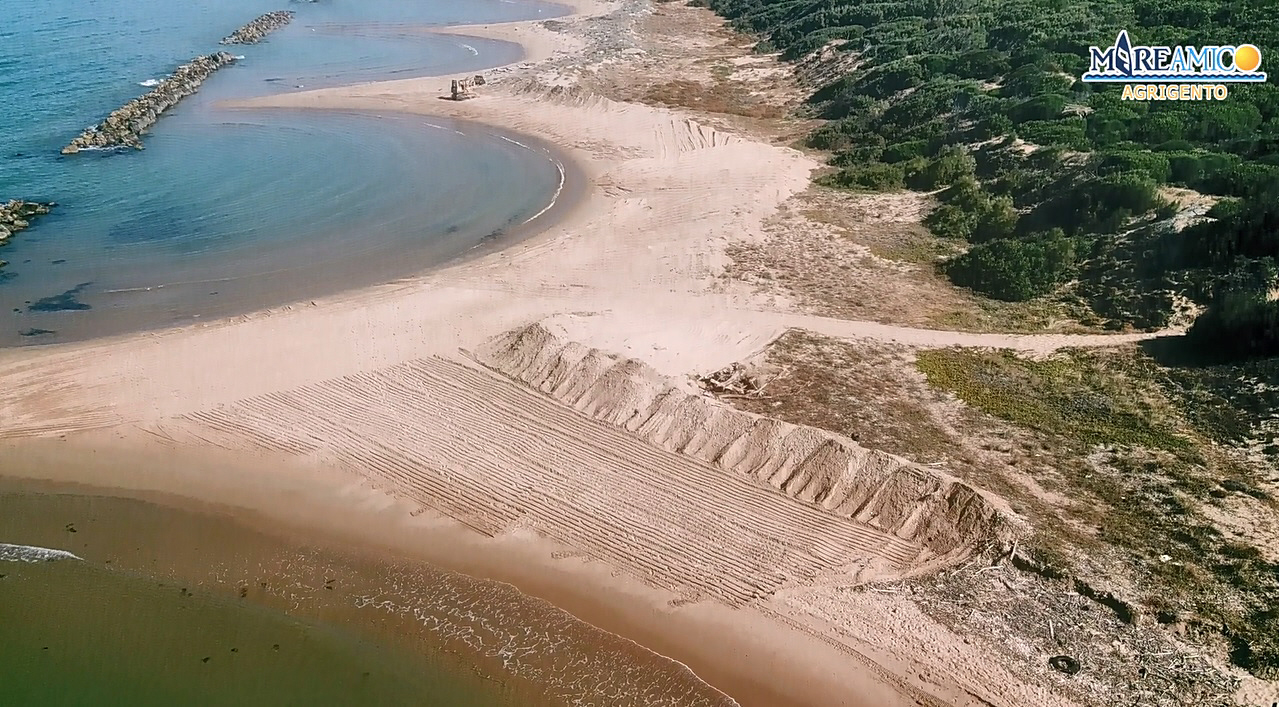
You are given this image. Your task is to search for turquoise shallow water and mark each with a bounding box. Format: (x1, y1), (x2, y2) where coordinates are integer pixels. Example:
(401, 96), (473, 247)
(0, 0), (566, 345)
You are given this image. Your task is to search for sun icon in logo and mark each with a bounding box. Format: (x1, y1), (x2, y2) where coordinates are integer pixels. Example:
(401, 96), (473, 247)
(1234, 44), (1263, 72)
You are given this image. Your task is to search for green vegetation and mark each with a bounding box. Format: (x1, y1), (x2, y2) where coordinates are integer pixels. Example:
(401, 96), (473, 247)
(702, 0), (1279, 358)
(737, 328), (1279, 677)
(915, 348), (1190, 450)
(917, 347), (1279, 676)
(690, 0), (1279, 675)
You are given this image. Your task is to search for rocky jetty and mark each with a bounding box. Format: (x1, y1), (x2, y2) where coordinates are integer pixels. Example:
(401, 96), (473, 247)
(220, 11), (294, 45)
(0, 200), (55, 267)
(62, 52), (238, 154)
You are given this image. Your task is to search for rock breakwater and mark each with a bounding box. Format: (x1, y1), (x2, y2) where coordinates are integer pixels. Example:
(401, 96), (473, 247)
(0, 200), (55, 267)
(221, 11), (295, 45)
(61, 52), (238, 154)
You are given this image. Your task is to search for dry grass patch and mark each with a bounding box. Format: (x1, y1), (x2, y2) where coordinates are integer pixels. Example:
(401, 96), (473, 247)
(724, 185), (1095, 332)
(730, 331), (1057, 509)
(725, 330), (1279, 690)
(592, 1), (817, 143)
(644, 78), (787, 119)
(915, 346), (1279, 679)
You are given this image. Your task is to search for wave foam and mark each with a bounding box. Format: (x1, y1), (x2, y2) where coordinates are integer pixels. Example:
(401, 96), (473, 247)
(0, 543), (84, 563)
(139, 78), (161, 87)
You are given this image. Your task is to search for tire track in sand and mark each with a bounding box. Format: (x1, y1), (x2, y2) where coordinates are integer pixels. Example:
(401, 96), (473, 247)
(176, 355), (924, 606)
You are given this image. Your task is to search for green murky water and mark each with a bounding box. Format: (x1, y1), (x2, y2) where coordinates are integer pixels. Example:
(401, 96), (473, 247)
(0, 558), (505, 706)
(0, 482), (736, 707)
(0, 487), (524, 707)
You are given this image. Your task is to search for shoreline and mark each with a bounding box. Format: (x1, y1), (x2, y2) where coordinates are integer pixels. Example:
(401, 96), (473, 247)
(0, 1), (1153, 706)
(5, 110), (584, 350)
(3, 3), (576, 350)
(0, 431), (902, 707)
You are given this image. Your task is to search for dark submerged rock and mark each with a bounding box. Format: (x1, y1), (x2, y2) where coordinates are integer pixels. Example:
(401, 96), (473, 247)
(28, 283), (93, 312)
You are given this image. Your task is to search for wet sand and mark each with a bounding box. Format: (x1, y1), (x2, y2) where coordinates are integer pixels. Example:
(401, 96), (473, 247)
(0, 469), (735, 706)
(1, 431), (907, 707)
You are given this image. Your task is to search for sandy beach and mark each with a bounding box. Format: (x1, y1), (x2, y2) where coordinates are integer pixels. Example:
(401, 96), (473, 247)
(0, 1), (1182, 705)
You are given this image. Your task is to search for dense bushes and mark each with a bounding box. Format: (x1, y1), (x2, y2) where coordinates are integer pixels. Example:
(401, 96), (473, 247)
(705, 0), (1279, 361)
(945, 232), (1076, 301)
(1185, 291), (1279, 361)
(819, 162), (905, 191)
(924, 178), (1019, 241)
(1180, 190), (1279, 266)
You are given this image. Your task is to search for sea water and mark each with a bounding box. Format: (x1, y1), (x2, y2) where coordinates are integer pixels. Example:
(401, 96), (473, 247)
(0, 557), (520, 707)
(0, 484), (739, 707)
(0, 0), (567, 345)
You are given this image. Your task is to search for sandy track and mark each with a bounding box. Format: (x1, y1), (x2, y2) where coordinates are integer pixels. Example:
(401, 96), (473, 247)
(170, 355), (922, 607)
(0, 74), (1170, 442)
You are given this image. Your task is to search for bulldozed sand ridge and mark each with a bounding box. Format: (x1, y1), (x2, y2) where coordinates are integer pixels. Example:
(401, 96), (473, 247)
(163, 320), (1019, 614)
(475, 322), (1022, 564)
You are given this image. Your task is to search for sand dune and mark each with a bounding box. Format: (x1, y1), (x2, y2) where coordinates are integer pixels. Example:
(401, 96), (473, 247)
(0, 80), (1159, 440)
(476, 321), (1020, 562)
(167, 348), (924, 605)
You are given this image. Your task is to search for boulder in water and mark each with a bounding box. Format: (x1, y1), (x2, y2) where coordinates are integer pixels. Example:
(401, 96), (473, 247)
(62, 53), (238, 154)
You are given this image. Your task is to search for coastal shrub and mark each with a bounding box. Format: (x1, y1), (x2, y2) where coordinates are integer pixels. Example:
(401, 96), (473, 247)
(1180, 189), (1279, 266)
(906, 147), (976, 190)
(972, 114), (1015, 141)
(821, 162), (905, 191)
(1130, 111), (1187, 146)
(1203, 163), (1279, 199)
(807, 116), (876, 152)
(949, 49), (1010, 79)
(882, 140), (928, 163)
(1187, 102), (1265, 143)
(829, 145), (884, 167)
(1167, 152), (1211, 184)
(945, 232), (1076, 301)
(778, 26), (866, 60)
(852, 58), (927, 101)
(880, 81), (982, 133)
(1185, 291), (1279, 362)
(972, 195), (1020, 242)
(1031, 172), (1164, 235)
(1096, 150), (1171, 183)
(1009, 94), (1066, 124)
(925, 203), (979, 240)
(1089, 174), (1164, 214)
(1017, 118), (1090, 150)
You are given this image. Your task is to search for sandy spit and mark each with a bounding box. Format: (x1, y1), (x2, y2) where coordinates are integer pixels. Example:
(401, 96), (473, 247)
(0, 1), (1115, 705)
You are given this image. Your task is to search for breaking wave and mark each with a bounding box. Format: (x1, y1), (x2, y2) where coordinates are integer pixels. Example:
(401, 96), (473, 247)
(0, 543), (84, 563)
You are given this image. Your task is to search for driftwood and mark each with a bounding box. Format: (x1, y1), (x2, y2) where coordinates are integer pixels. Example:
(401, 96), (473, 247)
(450, 75), (487, 101)
(697, 362), (793, 398)
(698, 363), (761, 396)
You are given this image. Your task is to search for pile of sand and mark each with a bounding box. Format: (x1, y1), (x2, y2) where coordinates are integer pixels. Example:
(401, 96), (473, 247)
(476, 321), (1023, 563)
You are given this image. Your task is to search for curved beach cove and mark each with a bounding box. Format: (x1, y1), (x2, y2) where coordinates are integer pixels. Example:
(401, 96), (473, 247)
(0, 0), (567, 345)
